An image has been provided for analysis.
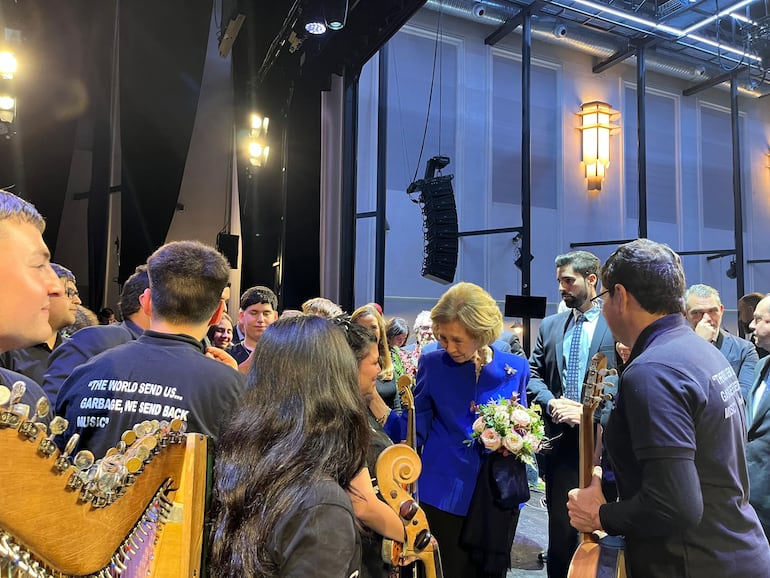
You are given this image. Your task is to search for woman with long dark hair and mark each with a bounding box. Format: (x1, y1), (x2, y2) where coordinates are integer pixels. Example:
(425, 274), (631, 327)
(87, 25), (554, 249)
(335, 317), (410, 577)
(209, 316), (371, 577)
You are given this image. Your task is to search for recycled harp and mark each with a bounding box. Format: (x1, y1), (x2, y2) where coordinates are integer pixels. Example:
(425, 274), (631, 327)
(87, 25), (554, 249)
(0, 383), (208, 578)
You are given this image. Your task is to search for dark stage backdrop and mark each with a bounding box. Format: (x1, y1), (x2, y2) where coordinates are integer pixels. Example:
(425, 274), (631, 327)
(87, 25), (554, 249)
(118, 0), (212, 283)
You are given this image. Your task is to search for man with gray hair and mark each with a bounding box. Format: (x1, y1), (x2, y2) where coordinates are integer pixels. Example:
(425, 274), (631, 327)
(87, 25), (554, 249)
(685, 283), (758, 399)
(56, 241), (245, 457)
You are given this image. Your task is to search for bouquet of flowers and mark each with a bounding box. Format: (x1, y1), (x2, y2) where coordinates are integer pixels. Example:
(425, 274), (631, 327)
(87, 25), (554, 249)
(466, 393), (548, 465)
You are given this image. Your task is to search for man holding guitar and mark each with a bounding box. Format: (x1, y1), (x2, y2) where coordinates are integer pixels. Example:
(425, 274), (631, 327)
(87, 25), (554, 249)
(527, 250), (617, 578)
(568, 239), (770, 577)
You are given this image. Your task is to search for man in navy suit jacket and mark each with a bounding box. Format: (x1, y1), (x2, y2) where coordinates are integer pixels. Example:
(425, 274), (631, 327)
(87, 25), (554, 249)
(747, 294), (770, 539)
(685, 284), (758, 400)
(527, 250), (617, 578)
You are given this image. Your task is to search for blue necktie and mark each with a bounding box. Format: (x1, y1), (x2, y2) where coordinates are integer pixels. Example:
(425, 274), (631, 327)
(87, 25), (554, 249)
(564, 314), (585, 401)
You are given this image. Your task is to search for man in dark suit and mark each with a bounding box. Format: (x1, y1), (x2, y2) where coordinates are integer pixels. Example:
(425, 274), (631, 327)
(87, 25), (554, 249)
(747, 293), (770, 539)
(527, 250), (617, 578)
(685, 284), (758, 399)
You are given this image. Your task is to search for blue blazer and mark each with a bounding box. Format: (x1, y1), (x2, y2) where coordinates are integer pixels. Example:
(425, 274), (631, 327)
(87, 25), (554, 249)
(717, 328), (758, 400)
(387, 348), (530, 516)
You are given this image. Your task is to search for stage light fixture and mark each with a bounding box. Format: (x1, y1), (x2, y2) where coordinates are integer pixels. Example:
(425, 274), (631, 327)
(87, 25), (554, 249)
(304, 3), (327, 35)
(0, 95), (16, 124)
(0, 52), (16, 80)
(325, 0), (349, 30)
(246, 112), (270, 169)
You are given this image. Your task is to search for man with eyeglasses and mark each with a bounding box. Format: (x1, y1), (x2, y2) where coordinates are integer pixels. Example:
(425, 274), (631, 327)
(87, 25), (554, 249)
(568, 239), (770, 576)
(0, 263), (81, 385)
(526, 250), (617, 578)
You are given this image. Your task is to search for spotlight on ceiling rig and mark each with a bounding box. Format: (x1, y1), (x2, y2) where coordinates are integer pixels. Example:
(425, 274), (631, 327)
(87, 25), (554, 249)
(325, 0), (349, 30)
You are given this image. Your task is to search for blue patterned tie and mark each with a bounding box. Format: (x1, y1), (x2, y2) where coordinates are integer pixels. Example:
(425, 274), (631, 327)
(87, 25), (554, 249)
(564, 314), (585, 401)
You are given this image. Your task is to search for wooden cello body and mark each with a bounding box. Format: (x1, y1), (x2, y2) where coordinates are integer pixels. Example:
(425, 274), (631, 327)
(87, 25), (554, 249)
(377, 375), (444, 578)
(567, 353), (626, 578)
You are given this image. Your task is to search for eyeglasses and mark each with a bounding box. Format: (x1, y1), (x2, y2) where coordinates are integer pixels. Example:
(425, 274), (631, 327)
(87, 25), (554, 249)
(591, 289), (610, 303)
(66, 288), (80, 299)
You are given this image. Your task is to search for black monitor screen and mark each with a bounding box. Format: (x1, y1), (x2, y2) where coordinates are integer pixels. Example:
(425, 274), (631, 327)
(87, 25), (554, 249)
(504, 295), (548, 319)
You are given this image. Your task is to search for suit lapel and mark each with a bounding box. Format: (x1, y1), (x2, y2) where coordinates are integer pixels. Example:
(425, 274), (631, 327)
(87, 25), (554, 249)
(749, 357), (770, 430)
(718, 329), (734, 359)
(589, 316), (608, 359)
(555, 312), (570, 381)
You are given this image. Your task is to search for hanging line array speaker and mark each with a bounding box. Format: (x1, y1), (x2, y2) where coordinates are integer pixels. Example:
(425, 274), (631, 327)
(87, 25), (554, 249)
(418, 174), (458, 284)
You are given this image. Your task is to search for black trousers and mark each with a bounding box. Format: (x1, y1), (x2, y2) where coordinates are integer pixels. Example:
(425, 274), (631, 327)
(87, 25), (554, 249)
(543, 453), (580, 578)
(420, 503), (519, 578)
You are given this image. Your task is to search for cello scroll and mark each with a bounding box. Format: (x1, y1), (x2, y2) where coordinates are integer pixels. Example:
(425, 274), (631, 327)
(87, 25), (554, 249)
(376, 444), (443, 578)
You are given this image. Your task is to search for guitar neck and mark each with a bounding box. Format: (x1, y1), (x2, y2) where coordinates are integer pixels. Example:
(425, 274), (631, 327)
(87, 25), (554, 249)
(578, 406), (598, 545)
(579, 406), (596, 490)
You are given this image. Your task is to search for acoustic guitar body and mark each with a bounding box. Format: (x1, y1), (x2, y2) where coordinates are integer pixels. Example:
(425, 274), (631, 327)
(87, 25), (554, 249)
(567, 541), (600, 578)
(568, 537), (627, 578)
(566, 353), (627, 578)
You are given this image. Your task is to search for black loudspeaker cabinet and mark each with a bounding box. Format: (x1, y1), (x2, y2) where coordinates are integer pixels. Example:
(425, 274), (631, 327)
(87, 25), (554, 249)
(216, 233), (239, 269)
(419, 175), (458, 284)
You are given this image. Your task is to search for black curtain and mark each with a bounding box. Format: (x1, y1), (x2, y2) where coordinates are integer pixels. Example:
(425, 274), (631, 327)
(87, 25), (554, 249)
(85, 0), (116, 310)
(281, 85), (321, 310)
(118, 0), (212, 282)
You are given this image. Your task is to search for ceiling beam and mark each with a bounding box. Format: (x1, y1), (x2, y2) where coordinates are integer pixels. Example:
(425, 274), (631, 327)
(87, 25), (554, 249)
(592, 36), (657, 73)
(484, 0), (547, 46)
(682, 66), (746, 96)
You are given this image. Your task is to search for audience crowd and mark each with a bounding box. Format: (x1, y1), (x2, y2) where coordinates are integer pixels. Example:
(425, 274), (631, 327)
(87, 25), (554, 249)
(2, 188), (769, 578)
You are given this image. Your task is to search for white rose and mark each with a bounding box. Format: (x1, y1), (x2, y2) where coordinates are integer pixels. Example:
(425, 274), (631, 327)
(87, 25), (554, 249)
(511, 408), (531, 428)
(493, 406), (509, 424)
(524, 433), (541, 452)
(503, 433), (524, 454)
(472, 416), (486, 433)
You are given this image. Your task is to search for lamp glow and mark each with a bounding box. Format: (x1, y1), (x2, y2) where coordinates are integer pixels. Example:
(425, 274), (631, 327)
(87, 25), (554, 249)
(246, 111), (270, 169)
(305, 21), (327, 35)
(577, 101), (618, 192)
(0, 52), (16, 80)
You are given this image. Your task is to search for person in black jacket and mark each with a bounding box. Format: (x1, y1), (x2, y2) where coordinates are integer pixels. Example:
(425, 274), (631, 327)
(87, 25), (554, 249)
(210, 316), (370, 577)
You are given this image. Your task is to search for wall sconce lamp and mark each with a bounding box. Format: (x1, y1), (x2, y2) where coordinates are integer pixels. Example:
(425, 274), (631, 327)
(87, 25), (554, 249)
(247, 113), (270, 168)
(577, 101), (619, 192)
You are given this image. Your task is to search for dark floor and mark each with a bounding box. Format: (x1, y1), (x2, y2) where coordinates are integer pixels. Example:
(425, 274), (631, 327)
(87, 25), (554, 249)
(507, 488), (548, 577)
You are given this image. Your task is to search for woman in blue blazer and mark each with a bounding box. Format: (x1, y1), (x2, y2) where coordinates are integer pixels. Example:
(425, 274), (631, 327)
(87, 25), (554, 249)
(375, 282), (530, 578)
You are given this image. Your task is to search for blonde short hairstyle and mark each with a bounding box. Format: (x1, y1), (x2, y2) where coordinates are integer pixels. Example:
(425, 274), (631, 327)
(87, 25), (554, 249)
(431, 282), (503, 346)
